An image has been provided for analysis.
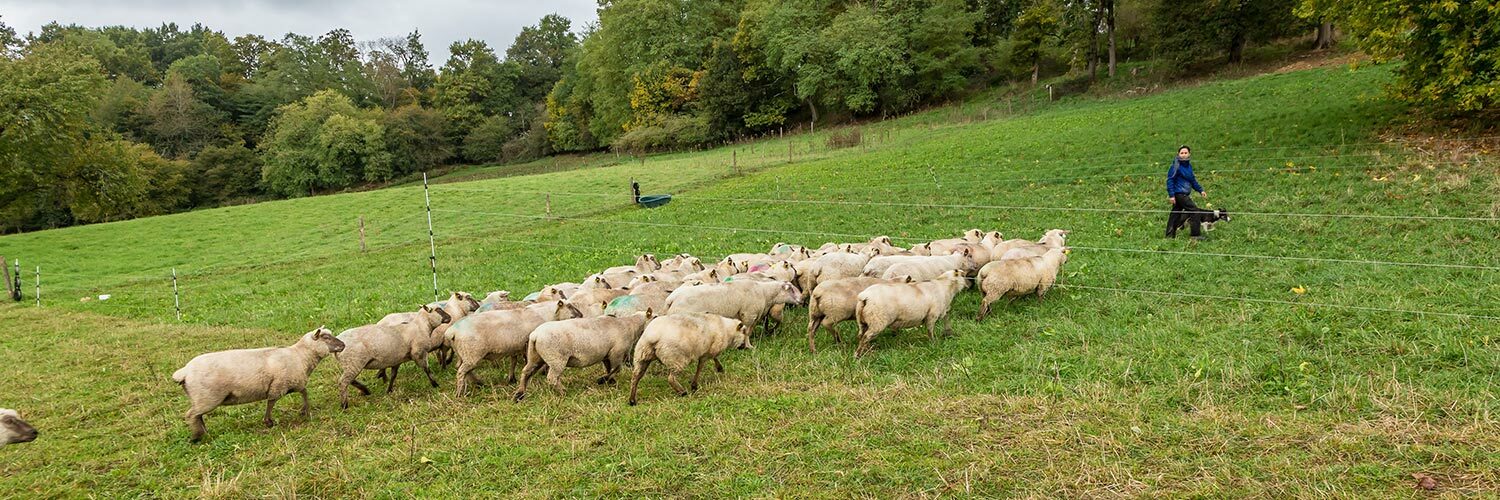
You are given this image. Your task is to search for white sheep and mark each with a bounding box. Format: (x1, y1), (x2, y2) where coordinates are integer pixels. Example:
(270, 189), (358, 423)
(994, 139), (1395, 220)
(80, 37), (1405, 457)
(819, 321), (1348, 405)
(587, 270), (638, 289)
(627, 313), (747, 405)
(171, 327), (345, 442)
(603, 254), (660, 275)
(866, 247), (978, 278)
(0, 409), (38, 446)
(995, 229), (1069, 260)
(513, 310), (654, 400)
(853, 270), (969, 357)
(480, 290), (511, 306)
(924, 229), (985, 254)
(538, 282), (582, 301)
(426, 291), (480, 369)
(977, 246), (1069, 320)
(806, 276), (912, 353)
(334, 305), (450, 409)
(800, 248), (879, 294)
(665, 280), (802, 347)
(880, 248), (981, 282)
(449, 301), (583, 396)
(568, 288), (629, 318)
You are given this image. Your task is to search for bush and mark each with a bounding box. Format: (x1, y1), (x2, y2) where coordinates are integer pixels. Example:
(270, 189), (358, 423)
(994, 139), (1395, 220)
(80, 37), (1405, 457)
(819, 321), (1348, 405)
(191, 143), (262, 205)
(610, 114), (714, 154)
(461, 115), (516, 163)
(826, 128), (863, 149)
(383, 105), (452, 176)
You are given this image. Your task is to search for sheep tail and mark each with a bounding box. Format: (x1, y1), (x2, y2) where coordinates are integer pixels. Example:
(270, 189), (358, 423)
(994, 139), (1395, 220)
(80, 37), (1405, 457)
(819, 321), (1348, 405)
(171, 367), (188, 385)
(633, 339), (656, 367)
(855, 297), (869, 332)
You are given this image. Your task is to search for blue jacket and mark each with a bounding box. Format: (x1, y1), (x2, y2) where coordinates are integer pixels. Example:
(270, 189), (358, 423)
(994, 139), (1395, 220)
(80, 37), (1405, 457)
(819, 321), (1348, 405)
(1166, 158), (1204, 196)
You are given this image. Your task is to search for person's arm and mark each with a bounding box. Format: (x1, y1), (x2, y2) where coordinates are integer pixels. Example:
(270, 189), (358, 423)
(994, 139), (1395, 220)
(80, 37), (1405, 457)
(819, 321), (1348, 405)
(1186, 165), (1205, 195)
(1166, 162), (1178, 198)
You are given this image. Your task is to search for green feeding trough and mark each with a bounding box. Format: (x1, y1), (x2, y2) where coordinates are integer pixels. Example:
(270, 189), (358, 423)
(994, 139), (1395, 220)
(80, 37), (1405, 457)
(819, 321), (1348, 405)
(632, 180), (672, 208)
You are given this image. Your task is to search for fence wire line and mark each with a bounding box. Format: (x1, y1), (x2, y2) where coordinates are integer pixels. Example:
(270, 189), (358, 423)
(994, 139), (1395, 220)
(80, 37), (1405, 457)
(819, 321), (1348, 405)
(434, 188), (1500, 222)
(432, 208), (1498, 271)
(875, 149), (1435, 179)
(1058, 284), (1499, 321)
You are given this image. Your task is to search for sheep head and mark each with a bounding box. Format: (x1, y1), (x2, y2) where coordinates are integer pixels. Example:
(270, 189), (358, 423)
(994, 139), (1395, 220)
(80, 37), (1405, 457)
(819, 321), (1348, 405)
(0, 409), (37, 446)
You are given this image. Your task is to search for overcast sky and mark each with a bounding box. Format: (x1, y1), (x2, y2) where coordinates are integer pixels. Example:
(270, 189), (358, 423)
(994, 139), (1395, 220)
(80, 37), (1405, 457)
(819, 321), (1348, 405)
(0, 0), (600, 66)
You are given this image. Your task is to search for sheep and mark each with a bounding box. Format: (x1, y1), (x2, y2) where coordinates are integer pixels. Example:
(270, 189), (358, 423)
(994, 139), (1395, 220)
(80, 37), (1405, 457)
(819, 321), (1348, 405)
(806, 276), (913, 353)
(995, 229), (1070, 260)
(866, 247), (978, 279)
(627, 313), (747, 405)
(853, 270), (969, 357)
(800, 248), (880, 294)
(578, 275), (614, 291)
(334, 305), (451, 409)
(480, 290), (512, 306)
(847, 236), (902, 255)
(629, 279), (678, 298)
(681, 267), (723, 285)
(172, 327), (345, 443)
(449, 301), (583, 396)
(880, 249), (980, 282)
(659, 254), (704, 273)
(625, 274), (658, 290)
(513, 310), (655, 400)
(587, 270), (638, 289)
(603, 254), (660, 275)
(420, 291), (478, 369)
(925, 229), (986, 254)
(721, 253), (770, 273)
(977, 246), (1069, 320)
(568, 288), (629, 318)
(665, 280), (802, 347)
(538, 282), (582, 301)
(0, 409), (37, 446)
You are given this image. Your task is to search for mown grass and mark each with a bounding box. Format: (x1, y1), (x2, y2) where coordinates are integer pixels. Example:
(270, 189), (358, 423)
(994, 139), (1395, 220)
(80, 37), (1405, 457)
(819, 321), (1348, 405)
(1, 63), (1497, 497)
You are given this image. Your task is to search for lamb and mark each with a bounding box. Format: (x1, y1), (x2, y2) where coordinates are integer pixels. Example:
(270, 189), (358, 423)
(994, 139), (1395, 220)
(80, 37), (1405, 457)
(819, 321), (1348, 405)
(866, 247), (978, 279)
(449, 301), (583, 396)
(568, 288), (629, 318)
(513, 310), (654, 400)
(665, 280), (802, 347)
(603, 254), (660, 275)
(335, 305), (451, 409)
(995, 229), (1070, 260)
(171, 327), (345, 443)
(977, 246), (1069, 320)
(853, 270), (969, 357)
(0, 409), (37, 446)
(627, 313), (747, 405)
(806, 276), (912, 353)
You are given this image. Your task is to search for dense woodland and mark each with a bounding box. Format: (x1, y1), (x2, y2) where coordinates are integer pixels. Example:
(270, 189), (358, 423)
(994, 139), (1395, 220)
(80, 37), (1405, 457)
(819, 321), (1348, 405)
(0, 0), (1494, 232)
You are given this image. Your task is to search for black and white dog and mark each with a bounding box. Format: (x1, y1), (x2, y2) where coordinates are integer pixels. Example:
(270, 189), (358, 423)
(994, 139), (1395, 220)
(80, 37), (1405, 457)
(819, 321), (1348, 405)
(1200, 208), (1231, 231)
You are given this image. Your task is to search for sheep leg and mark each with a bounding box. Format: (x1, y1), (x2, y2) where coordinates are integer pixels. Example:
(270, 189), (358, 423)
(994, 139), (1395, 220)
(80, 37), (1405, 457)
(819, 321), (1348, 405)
(666, 369), (688, 397)
(807, 312), (823, 353)
(263, 397), (278, 428)
(454, 360), (477, 397)
(628, 359), (654, 406)
(415, 356), (440, 388)
(926, 316), (939, 342)
(507, 356), (519, 384)
(385, 364), (401, 393)
(546, 366), (566, 397)
(187, 412), (208, 443)
(299, 388), (311, 419)
(691, 359), (706, 391)
(713, 357), (724, 373)
(514, 358), (545, 401)
(597, 359), (615, 385)
(944, 313), (955, 337)
(350, 379), (371, 396)
(978, 293), (995, 321)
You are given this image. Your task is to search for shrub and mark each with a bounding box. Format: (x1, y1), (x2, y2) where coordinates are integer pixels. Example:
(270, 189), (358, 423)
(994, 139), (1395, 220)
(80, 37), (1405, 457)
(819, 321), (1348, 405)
(826, 128), (863, 149)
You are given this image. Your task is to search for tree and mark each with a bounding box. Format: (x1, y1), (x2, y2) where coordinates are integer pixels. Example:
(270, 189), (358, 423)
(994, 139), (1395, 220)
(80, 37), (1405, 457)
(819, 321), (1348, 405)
(191, 142), (262, 204)
(0, 42), (108, 218)
(1309, 0), (1500, 118)
(1012, 0), (1061, 84)
(0, 15), (19, 57)
(143, 72), (224, 158)
(507, 14), (578, 104)
(383, 105), (452, 175)
(260, 90), (386, 196)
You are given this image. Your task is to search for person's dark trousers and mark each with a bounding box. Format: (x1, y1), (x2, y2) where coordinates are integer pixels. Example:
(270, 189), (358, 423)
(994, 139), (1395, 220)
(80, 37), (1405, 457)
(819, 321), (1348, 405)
(1165, 193), (1203, 238)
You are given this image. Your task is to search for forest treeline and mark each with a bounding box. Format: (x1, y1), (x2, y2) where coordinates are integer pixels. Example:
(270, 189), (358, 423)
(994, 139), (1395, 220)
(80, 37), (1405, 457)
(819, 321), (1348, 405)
(1, 0), (1494, 232)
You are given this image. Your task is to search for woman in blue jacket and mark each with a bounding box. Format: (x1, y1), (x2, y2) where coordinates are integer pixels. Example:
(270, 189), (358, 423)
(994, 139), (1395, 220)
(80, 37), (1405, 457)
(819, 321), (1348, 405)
(1165, 145), (1208, 239)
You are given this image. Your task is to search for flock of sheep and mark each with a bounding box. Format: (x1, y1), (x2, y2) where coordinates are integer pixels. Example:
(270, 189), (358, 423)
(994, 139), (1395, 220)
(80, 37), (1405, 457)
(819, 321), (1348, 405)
(168, 228), (1071, 442)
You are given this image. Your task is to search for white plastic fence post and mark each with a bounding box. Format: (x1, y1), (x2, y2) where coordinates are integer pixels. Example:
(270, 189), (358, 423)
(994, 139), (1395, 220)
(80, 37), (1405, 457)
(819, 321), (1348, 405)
(423, 172), (439, 303)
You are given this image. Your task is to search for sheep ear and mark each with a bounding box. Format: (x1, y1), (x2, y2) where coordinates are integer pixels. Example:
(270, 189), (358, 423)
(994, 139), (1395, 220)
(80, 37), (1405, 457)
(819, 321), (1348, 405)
(644, 308), (654, 319)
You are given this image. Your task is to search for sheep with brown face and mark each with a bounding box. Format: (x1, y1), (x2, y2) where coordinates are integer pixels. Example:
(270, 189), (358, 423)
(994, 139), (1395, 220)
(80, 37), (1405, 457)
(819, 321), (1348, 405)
(568, 288), (629, 318)
(627, 313), (746, 405)
(335, 304), (451, 409)
(806, 276), (913, 353)
(514, 310), (654, 400)
(171, 327), (345, 442)
(665, 280), (801, 347)
(603, 254), (660, 275)
(0, 409), (37, 446)
(853, 271), (969, 357)
(978, 246), (1069, 320)
(448, 301), (583, 397)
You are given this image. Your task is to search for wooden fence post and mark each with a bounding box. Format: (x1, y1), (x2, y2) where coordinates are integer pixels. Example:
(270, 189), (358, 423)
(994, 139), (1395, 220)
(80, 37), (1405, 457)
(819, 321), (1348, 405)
(358, 216), (367, 252)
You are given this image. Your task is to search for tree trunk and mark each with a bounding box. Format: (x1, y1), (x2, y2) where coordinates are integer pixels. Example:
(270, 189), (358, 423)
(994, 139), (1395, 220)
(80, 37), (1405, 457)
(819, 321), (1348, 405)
(1314, 22), (1334, 50)
(806, 98), (818, 127)
(1031, 60), (1039, 86)
(1227, 30), (1246, 64)
(1107, 0), (1117, 78)
(1088, 2), (1103, 81)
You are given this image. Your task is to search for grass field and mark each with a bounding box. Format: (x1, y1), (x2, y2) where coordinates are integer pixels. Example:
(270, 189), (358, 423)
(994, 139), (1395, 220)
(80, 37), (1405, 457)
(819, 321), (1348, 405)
(1, 63), (1497, 497)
